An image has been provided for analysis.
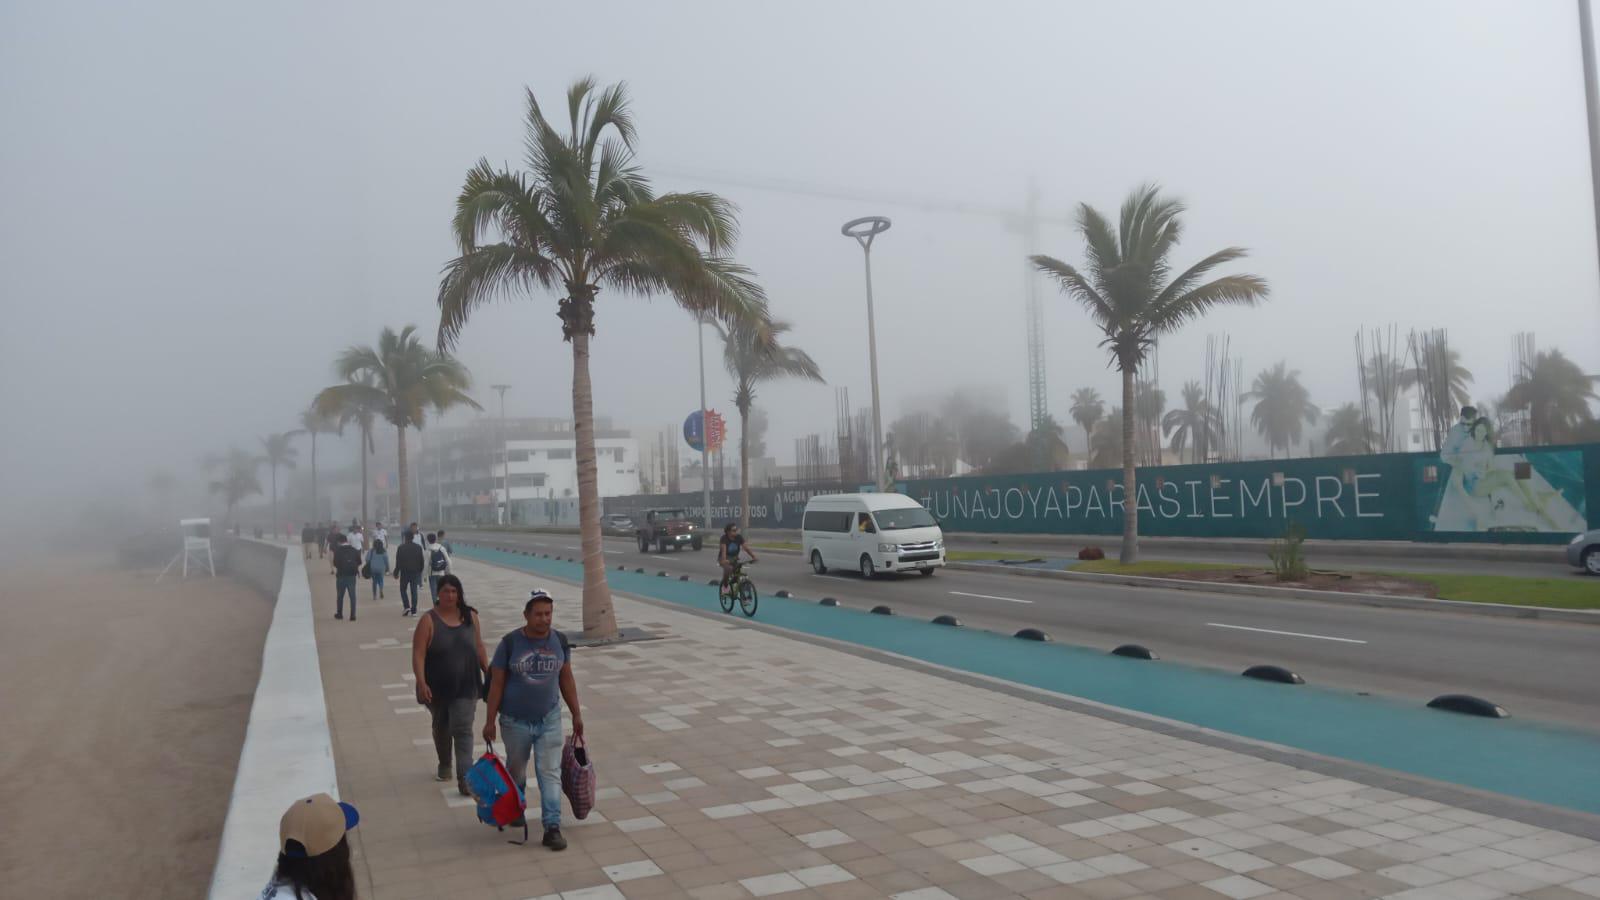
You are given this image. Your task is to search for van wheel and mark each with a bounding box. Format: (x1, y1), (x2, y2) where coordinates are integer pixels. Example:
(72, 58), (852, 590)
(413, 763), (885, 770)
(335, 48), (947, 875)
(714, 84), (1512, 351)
(859, 555), (876, 579)
(692, 538), (703, 551)
(811, 550), (827, 575)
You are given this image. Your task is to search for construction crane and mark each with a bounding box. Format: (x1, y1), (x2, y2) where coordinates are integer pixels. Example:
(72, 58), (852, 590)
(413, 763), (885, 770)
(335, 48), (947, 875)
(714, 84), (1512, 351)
(655, 165), (1068, 432)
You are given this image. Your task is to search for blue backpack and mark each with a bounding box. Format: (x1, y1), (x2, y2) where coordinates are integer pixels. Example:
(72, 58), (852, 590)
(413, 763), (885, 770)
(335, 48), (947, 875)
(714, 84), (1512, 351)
(464, 743), (527, 844)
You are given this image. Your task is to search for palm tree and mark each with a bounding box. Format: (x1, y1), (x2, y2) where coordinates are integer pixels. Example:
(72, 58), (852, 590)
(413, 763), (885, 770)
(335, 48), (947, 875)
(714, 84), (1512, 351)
(436, 79), (766, 638)
(1032, 185), (1269, 562)
(260, 430), (303, 530)
(1403, 340), (1475, 449)
(1068, 387), (1104, 447)
(716, 316), (823, 530)
(1322, 403), (1377, 455)
(315, 326), (478, 527)
(316, 373), (383, 524)
(1089, 409), (1125, 469)
(1246, 361), (1320, 457)
(1162, 380), (1220, 464)
(205, 448), (263, 524)
(297, 405), (342, 522)
(1503, 349), (1599, 444)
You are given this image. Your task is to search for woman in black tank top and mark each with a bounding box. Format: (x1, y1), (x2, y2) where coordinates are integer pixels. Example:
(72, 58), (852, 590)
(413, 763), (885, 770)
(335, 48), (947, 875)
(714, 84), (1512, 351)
(411, 574), (487, 793)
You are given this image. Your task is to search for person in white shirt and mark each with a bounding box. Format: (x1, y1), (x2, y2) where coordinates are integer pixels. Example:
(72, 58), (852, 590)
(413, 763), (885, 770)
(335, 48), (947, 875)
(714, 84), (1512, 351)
(259, 793), (359, 900)
(347, 528), (364, 553)
(425, 532), (452, 605)
(372, 521), (388, 548)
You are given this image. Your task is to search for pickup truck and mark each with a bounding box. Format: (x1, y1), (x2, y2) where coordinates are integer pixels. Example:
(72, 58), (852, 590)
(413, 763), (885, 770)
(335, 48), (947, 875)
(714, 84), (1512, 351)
(634, 508), (703, 552)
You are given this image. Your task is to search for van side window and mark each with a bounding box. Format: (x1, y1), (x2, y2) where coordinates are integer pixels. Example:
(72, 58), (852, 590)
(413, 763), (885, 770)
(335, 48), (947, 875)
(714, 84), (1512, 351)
(857, 513), (876, 534)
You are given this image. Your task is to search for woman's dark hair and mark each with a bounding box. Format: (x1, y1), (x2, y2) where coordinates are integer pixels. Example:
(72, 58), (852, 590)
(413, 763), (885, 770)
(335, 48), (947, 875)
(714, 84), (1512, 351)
(371, 538), (384, 554)
(724, 523), (737, 534)
(436, 573), (465, 606)
(426, 532), (438, 544)
(273, 836), (355, 900)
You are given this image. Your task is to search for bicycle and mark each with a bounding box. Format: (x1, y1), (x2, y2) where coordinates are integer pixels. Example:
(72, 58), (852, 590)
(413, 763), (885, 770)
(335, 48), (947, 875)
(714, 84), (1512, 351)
(718, 559), (758, 617)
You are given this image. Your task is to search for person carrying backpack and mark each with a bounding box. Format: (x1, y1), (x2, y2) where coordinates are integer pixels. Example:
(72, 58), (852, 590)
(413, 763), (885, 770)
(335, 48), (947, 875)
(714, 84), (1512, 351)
(367, 538), (389, 602)
(392, 533), (424, 617)
(425, 533), (452, 606)
(484, 589), (584, 852)
(331, 534), (361, 621)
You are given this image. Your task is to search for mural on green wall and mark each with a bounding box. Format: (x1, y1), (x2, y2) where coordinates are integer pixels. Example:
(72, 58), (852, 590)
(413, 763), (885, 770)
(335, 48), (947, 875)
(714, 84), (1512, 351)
(1416, 417), (1587, 534)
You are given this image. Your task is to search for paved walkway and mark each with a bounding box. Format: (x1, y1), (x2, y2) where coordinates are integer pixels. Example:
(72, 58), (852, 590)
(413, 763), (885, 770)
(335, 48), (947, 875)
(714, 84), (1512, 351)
(308, 557), (1600, 900)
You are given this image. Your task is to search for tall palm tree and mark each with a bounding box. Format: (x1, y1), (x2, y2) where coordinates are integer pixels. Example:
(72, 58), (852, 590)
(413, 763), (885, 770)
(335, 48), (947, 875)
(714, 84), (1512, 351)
(260, 430), (303, 530)
(316, 326), (478, 527)
(1068, 387), (1104, 446)
(436, 79), (767, 638)
(316, 373), (383, 525)
(1322, 402), (1377, 456)
(1032, 184), (1269, 562)
(716, 316), (823, 530)
(1403, 340), (1475, 449)
(205, 448), (263, 524)
(1089, 409), (1125, 469)
(1246, 361), (1320, 457)
(1503, 349), (1599, 444)
(1162, 380), (1220, 464)
(297, 405), (342, 522)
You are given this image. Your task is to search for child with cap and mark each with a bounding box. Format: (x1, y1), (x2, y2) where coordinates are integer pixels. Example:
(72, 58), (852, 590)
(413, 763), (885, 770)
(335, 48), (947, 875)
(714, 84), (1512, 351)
(259, 793), (360, 900)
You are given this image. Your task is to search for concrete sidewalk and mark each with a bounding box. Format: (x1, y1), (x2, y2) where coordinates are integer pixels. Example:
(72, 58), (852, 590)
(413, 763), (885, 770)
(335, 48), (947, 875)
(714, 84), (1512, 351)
(308, 558), (1600, 900)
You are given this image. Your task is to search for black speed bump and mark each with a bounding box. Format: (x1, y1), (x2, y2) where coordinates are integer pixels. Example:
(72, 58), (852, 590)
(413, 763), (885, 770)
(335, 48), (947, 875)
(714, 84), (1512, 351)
(775, 590), (792, 598)
(1014, 628), (1051, 642)
(819, 597), (839, 607)
(1243, 665), (1304, 685)
(656, 571), (667, 577)
(870, 605), (893, 615)
(634, 567), (645, 573)
(932, 615), (961, 626)
(1111, 644), (1158, 660)
(707, 579), (719, 586)
(1428, 694), (1509, 718)
(679, 575), (689, 581)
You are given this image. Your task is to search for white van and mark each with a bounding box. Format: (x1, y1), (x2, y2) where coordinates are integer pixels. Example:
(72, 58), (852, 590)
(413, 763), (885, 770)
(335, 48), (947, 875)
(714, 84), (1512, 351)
(801, 492), (945, 578)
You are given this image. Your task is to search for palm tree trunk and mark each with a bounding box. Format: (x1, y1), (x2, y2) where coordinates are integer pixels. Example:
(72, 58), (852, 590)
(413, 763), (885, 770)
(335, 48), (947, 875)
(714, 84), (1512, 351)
(396, 424), (409, 527)
(570, 327), (618, 639)
(739, 402), (751, 532)
(1119, 366), (1138, 564)
(359, 425), (370, 525)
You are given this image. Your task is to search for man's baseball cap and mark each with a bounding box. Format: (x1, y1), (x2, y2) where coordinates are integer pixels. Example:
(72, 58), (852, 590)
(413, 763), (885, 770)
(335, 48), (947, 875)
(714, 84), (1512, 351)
(279, 793), (360, 858)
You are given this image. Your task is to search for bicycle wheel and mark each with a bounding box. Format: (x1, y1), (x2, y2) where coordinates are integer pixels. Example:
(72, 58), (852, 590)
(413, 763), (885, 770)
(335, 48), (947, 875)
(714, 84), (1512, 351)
(718, 586), (734, 614)
(738, 581), (758, 617)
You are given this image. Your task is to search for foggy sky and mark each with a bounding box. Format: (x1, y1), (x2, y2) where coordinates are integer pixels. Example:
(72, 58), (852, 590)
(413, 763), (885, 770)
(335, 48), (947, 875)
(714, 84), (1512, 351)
(5, 0), (1600, 520)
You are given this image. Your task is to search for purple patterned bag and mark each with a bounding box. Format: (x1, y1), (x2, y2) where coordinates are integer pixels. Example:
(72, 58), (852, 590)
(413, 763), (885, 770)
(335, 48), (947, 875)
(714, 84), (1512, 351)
(561, 732), (596, 819)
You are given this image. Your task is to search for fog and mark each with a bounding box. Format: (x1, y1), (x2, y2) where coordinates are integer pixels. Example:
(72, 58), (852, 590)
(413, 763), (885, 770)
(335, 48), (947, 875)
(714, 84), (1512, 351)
(4, 0), (1599, 535)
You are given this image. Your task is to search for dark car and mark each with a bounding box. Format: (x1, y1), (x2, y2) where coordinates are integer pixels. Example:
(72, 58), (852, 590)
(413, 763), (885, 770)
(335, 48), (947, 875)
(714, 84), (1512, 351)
(602, 513), (634, 536)
(1568, 528), (1600, 575)
(634, 508), (703, 552)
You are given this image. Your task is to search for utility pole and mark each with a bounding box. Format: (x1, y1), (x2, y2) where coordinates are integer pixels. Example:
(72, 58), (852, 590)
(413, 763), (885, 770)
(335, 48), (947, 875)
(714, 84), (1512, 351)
(842, 216), (892, 491)
(1580, 0), (1600, 294)
(491, 384), (510, 525)
(697, 315), (713, 528)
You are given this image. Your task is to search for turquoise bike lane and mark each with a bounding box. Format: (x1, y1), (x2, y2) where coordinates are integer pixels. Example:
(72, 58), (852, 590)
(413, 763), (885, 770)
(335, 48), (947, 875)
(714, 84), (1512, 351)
(460, 545), (1600, 817)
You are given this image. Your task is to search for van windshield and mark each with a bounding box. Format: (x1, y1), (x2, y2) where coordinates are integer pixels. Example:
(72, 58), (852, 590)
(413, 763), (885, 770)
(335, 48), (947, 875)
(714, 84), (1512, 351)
(874, 507), (936, 531)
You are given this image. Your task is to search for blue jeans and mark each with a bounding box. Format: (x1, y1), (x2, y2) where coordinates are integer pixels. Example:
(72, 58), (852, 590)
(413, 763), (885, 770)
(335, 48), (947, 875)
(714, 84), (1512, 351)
(429, 574), (442, 604)
(398, 574), (420, 613)
(370, 569), (386, 598)
(335, 575), (357, 616)
(500, 707), (562, 828)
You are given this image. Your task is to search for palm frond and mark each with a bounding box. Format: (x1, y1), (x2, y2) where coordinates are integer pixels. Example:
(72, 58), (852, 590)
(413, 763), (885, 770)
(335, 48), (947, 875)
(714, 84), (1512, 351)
(1030, 255), (1113, 323)
(437, 243), (558, 351)
(1146, 273), (1269, 332)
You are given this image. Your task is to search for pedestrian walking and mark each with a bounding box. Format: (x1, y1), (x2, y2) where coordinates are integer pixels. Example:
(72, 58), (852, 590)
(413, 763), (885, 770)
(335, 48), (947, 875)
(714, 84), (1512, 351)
(412, 573), (487, 796)
(331, 534), (360, 621)
(367, 538), (389, 602)
(316, 522), (329, 559)
(392, 530), (424, 616)
(425, 533), (452, 605)
(259, 793), (359, 900)
(484, 589), (583, 851)
(408, 522), (422, 545)
(437, 529), (453, 554)
(372, 521), (388, 548)
(348, 526), (364, 554)
(301, 523), (316, 560)
(326, 523), (343, 574)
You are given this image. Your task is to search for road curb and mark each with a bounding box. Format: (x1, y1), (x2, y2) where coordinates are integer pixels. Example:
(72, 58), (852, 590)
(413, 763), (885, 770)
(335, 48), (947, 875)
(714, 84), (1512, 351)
(948, 561), (1600, 625)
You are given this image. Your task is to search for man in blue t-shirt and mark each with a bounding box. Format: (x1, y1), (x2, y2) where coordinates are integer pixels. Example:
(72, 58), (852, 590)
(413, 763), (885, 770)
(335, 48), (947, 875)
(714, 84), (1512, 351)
(485, 589), (584, 851)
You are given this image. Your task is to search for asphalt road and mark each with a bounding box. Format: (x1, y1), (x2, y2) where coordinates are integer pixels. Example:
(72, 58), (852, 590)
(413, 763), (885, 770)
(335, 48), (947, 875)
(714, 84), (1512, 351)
(454, 528), (1600, 730)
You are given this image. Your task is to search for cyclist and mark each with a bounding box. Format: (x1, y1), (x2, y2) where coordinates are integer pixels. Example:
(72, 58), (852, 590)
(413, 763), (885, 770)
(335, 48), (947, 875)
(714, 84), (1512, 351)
(718, 523), (758, 597)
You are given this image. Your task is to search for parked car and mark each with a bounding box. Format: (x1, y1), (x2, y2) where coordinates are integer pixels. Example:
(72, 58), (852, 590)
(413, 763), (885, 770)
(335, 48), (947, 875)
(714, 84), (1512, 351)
(802, 492), (945, 579)
(634, 508), (703, 552)
(602, 514), (634, 536)
(1568, 528), (1600, 575)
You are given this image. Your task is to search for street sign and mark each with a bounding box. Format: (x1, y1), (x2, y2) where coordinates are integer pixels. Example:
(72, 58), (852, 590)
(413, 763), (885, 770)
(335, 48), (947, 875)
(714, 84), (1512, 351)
(685, 409), (728, 453)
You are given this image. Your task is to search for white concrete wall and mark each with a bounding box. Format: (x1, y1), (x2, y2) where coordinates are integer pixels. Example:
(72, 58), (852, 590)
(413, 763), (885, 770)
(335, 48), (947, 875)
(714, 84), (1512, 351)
(208, 542), (339, 899)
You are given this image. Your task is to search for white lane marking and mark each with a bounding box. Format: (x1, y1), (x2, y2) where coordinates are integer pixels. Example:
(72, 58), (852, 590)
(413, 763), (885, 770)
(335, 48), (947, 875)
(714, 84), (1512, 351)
(1205, 623), (1367, 644)
(650, 555), (675, 561)
(948, 590), (1033, 605)
(563, 546), (581, 550)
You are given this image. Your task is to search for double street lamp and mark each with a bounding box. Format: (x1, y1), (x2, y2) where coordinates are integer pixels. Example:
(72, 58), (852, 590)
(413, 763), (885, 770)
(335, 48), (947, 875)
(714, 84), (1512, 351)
(842, 216), (892, 491)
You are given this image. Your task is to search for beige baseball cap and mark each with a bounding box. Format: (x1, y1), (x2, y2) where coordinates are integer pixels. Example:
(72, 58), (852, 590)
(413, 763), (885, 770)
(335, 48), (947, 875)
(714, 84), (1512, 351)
(279, 793), (360, 858)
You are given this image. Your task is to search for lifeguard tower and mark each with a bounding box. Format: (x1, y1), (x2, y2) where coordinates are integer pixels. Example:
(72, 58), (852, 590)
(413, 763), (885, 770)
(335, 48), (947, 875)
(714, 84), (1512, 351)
(158, 517), (216, 582)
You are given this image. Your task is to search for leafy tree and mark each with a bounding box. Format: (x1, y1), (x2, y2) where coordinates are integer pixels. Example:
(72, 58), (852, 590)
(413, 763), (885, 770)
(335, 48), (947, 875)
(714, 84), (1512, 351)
(1068, 387), (1104, 446)
(206, 448), (263, 524)
(1322, 402), (1377, 456)
(1032, 185), (1269, 561)
(436, 79), (766, 638)
(717, 317), (823, 530)
(316, 373), (383, 524)
(1503, 349), (1598, 444)
(1089, 408), (1126, 469)
(1246, 361), (1320, 457)
(1162, 380), (1220, 464)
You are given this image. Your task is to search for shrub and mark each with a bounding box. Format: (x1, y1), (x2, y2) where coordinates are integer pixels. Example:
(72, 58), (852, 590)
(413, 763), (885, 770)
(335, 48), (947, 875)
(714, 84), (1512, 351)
(1078, 546), (1105, 560)
(1268, 522), (1308, 581)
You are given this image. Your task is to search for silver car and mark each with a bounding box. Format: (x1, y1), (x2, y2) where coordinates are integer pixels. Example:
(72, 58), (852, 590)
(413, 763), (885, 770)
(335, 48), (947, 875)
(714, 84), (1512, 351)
(1568, 529), (1600, 575)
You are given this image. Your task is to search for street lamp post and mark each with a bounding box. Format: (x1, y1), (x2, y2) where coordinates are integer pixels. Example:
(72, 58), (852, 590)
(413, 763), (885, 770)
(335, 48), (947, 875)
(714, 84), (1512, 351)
(842, 216), (892, 491)
(491, 384), (510, 525)
(696, 314), (712, 531)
